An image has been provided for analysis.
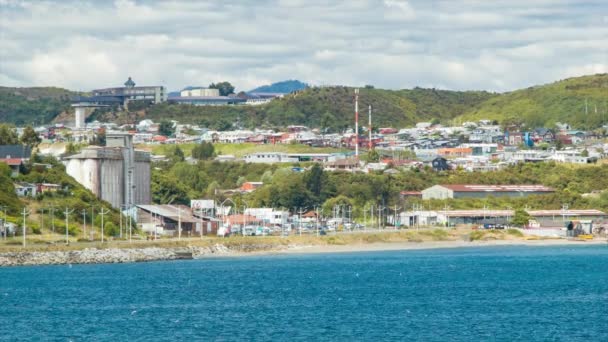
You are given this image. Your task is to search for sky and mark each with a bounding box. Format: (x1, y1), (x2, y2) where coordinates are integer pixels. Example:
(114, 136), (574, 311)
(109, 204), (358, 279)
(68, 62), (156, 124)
(0, 0), (607, 93)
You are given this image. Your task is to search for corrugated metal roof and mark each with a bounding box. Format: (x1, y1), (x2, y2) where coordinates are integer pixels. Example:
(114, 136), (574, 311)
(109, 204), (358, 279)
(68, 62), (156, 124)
(443, 210), (514, 217)
(439, 184), (554, 192)
(136, 205), (199, 223)
(0, 145), (31, 159)
(528, 210), (606, 216)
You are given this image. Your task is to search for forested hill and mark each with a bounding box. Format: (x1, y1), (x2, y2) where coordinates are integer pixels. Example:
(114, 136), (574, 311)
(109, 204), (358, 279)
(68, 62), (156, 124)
(144, 74), (608, 130)
(456, 74), (608, 130)
(0, 87), (75, 125)
(144, 86), (497, 130)
(1, 74), (606, 129)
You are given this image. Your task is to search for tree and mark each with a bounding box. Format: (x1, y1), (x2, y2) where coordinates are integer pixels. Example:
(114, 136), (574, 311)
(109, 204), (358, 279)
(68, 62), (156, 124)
(304, 163), (324, 198)
(152, 172), (190, 205)
(209, 82), (235, 96)
(19, 126), (41, 149)
(511, 209), (531, 227)
(206, 181), (221, 198)
(581, 149), (589, 157)
(192, 141), (215, 160)
(159, 121), (174, 137)
(0, 124), (19, 145)
(171, 146), (185, 163)
(213, 118), (233, 131)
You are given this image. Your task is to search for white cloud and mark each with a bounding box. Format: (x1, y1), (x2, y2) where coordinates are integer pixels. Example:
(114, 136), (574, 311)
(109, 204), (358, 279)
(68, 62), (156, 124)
(0, 0), (606, 92)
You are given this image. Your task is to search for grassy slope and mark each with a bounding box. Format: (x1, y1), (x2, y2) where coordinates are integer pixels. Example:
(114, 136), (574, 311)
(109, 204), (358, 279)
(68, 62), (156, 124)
(0, 87), (76, 125)
(457, 74), (608, 129)
(142, 142), (348, 158)
(0, 157), (118, 239)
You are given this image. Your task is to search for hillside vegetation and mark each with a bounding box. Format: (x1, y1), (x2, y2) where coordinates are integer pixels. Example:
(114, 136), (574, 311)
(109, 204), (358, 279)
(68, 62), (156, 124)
(1, 74), (606, 129)
(139, 74), (608, 130)
(0, 87), (75, 125)
(142, 86), (495, 130)
(457, 74), (608, 129)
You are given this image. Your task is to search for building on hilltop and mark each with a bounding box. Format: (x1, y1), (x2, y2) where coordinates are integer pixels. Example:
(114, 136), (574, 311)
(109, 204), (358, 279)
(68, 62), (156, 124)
(421, 184), (555, 200)
(91, 77), (167, 105)
(63, 133), (151, 209)
(180, 87), (220, 97)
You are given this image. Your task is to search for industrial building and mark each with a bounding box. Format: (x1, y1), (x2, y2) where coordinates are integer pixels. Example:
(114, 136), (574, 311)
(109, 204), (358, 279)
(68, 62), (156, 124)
(421, 184), (555, 200)
(135, 204), (220, 236)
(398, 209), (607, 228)
(168, 95), (246, 106)
(64, 133), (151, 209)
(180, 87), (220, 97)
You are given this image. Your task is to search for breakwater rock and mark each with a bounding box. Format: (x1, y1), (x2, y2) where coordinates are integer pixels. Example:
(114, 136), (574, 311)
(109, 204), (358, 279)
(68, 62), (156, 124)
(0, 244), (250, 267)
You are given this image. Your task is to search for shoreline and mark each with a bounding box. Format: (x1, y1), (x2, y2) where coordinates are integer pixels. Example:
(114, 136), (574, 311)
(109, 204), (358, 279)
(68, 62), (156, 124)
(1, 237), (605, 267)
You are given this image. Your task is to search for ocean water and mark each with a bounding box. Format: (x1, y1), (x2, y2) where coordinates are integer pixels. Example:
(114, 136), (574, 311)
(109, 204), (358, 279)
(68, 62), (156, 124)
(1, 246), (608, 341)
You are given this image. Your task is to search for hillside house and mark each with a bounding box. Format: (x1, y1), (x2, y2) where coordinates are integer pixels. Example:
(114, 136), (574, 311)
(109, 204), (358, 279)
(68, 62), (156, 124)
(0, 145), (31, 176)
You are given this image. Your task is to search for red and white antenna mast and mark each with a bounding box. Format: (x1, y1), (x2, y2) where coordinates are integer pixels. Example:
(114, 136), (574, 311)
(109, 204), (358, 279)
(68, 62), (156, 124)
(368, 104), (372, 150)
(355, 88), (359, 159)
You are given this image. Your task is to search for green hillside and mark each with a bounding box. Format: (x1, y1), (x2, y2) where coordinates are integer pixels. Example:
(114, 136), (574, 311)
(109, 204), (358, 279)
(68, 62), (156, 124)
(1, 74), (606, 129)
(457, 74), (608, 129)
(141, 86), (496, 131)
(0, 155), (119, 239)
(0, 87), (75, 125)
(139, 74), (608, 130)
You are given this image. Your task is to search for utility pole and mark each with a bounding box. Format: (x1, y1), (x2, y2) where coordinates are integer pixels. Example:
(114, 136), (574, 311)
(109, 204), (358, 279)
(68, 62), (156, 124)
(199, 208), (204, 239)
(128, 205), (132, 243)
(377, 206), (384, 230)
(90, 206), (95, 240)
(443, 204), (451, 228)
(364, 206), (367, 232)
(21, 207), (31, 247)
(64, 207), (75, 245)
(392, 205), (401, 229)
(0, 205), (7, 240)
(49, 205), (56, 234)
(354, 88), (359, 160)
(368, 105), (372, 150)
(315, 206), (320, 237)
(99, 207), (110, 243)
(178, 206), (182, 240)
(81, 209), (87, 240)
(40, 208), (44, 232)
(297, 207), (307, 236)
(370, 205), (374, 231)
(119, 204), (123, 239)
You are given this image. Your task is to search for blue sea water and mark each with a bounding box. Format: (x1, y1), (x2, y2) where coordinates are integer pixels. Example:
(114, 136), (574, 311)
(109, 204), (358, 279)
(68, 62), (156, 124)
(1, 245), (608, 341)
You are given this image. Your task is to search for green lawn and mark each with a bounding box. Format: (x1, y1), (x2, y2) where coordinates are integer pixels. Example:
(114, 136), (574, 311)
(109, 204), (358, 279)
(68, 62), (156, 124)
(142, 142), (349, 158)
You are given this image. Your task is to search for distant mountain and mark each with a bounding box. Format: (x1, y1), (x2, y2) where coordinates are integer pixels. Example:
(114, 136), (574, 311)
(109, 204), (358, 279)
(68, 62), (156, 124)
(249, 80), (309, 94)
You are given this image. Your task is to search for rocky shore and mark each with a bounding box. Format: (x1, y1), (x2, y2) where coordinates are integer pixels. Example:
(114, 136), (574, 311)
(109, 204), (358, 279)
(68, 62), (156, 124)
(0, 244), (242, 267)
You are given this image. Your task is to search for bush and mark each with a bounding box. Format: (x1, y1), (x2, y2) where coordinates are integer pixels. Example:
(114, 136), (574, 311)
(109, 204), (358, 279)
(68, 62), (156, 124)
(505, 228), (524, 237)
(469, 230), (486, 241)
